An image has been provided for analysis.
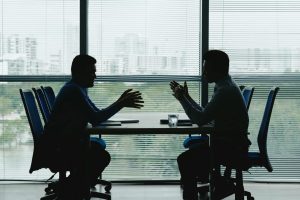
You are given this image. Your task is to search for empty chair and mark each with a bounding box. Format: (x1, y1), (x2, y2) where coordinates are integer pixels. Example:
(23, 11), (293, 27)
(41, 86), (56, 111)
(20, 89), (64, 200)
(242, 86), (255, 111)
(32, 88), (51, 123)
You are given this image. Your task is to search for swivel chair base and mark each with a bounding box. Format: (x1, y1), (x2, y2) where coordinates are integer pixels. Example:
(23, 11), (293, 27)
(43, 179), (111, 200)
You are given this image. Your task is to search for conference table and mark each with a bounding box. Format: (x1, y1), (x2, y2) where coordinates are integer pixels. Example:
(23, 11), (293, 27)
(86, 112), (214, 135)
(86, 112), (216, 199)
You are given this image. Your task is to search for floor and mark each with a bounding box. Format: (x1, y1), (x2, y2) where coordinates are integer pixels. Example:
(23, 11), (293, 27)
(0, 182), (300, 200)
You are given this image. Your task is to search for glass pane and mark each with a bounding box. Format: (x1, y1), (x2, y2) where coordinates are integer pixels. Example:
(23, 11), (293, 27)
(0, 0), (79, 76)
(88, 0), (200, 76)
(210, 0), (300, 181)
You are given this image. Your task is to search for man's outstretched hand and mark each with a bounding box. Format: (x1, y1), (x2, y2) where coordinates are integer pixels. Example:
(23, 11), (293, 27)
(118, 89), (144, 109)
(170, 80), (189, 100)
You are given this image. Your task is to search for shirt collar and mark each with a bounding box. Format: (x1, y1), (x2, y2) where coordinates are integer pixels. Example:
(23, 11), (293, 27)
(215, 74), (231, 89)
(69, 79), (88, 95)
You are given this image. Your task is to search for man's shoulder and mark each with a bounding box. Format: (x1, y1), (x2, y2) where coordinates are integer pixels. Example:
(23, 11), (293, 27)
(57, 81), (84, 99)
(216, 85), (236, 95)
(213, 84), (241, 102)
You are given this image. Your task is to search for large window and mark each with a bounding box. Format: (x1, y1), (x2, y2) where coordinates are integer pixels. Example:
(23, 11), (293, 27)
(210, 0), (300, 181)
(88, 0), (200, 76)
(0, 0), (79, 180)
(1, 0), (300, 182)
(0, 0), (79, 76)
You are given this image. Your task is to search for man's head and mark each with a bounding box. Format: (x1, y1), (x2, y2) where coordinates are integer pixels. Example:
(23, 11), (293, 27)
(202, 50), (229, 83)
(71, 54), (96, 87)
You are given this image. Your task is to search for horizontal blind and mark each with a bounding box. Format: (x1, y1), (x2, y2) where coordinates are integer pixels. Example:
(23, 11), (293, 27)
(88, 0), (200, 76)
(0, 0), (79, 180)
(210, 0), (300, 181)
(0, 0), (79, 76)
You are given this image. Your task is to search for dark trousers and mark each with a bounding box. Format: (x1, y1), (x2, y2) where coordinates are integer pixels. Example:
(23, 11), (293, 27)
(177, 139), (249, 199)
(88, 140), (111, 186)
(177, 145), (209, 199)
(63, 140), (111, 199)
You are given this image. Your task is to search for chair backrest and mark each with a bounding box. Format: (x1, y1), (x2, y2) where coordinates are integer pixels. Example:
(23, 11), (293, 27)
(32, 88), (51, 123)
(239, 85), (246, 91)
(20, 89), (44, 173)
(242, 86), (255, 111)
(41, 86), (56, 111)
(257, 87), (279, 172)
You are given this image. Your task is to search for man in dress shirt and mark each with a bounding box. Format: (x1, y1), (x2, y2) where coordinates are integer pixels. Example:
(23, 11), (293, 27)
(41, 54), (144, 199)
(170, 50), (250, 200)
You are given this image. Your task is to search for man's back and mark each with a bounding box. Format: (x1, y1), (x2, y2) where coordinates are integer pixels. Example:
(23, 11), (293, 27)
(44, 81), (90, 141)
(210, 75), (249, 138)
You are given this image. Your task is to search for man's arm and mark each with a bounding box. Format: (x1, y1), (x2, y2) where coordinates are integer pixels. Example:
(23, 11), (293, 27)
(173, 85), (219, 126)
(170, 80), (203, 111)
(75, 88), (143, 126)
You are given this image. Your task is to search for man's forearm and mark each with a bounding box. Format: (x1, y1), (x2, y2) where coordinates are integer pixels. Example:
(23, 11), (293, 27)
(185, 94), (203, 111)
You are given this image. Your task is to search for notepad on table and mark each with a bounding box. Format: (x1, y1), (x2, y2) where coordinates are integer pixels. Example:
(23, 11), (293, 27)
(96, 121), (122, 126)
(160, 119), (192, 124)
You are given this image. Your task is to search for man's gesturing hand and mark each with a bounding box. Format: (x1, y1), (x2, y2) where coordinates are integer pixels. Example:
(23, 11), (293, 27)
(118, 89), (144, 109)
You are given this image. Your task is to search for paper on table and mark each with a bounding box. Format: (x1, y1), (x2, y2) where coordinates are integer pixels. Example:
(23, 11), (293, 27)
(109, 119), (139, 123)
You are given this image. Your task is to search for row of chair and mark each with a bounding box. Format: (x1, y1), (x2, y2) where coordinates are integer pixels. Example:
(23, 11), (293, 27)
(20, 87), (111, 200)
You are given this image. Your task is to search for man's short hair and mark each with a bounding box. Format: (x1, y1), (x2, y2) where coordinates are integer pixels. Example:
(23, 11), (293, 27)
(71, 54), (96, 77)
(203, 50), (229, 75)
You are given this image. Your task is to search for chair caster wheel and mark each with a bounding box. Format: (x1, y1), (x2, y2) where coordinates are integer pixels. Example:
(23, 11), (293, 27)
(44, 187), (53, 194)
(105, 184), (112, 192)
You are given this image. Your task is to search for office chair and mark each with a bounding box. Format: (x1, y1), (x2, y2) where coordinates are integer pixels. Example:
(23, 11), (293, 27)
(219, 87), (279, 200)
(20, 89), (67, 200)
(186, 86), (255, 198)
(183, 86), (255, 149)
(32, 88), (51, 123)
(40, 86), (112, 193)
(21, 88), (112, 200)
(221, 86), (255, 180)
(40, 86), (56, 111)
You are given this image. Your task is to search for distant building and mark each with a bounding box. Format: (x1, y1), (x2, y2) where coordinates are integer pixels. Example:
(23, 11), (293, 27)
(3, 35), (40, 75)
(48, 52), (62, 75)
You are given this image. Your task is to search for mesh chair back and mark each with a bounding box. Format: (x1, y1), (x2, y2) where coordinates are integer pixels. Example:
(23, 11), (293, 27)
(41, 86), (56, 111)
(19, 89), (44, 173)
(257, 87), (279, 172)
(33, 88), (51, 123)
(242, 87), (255, 111)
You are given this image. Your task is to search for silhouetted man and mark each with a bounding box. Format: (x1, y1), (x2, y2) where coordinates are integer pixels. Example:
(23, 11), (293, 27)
(41, 55), (144, 199)
(170, 50), (250, 200)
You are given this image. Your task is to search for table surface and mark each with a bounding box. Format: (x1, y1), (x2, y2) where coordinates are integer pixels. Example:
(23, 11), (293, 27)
(86, 112), (214, 135)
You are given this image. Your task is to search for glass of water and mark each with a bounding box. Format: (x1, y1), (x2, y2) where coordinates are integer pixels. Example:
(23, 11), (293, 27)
(168, 114), (179, 127)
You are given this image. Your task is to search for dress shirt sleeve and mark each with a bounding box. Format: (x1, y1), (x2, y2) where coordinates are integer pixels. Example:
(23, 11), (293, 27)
(179, 90), (222, 126)
(185, 94), (203, 111)
(72, 87), (123, 126)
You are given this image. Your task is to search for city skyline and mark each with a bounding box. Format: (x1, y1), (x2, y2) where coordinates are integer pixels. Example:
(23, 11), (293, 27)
(1, 32), (300, 76)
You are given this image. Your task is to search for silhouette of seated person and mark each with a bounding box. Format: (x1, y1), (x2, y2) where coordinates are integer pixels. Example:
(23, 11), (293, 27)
(170, 50), (250, 200)
(39, 54), (144, 199)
